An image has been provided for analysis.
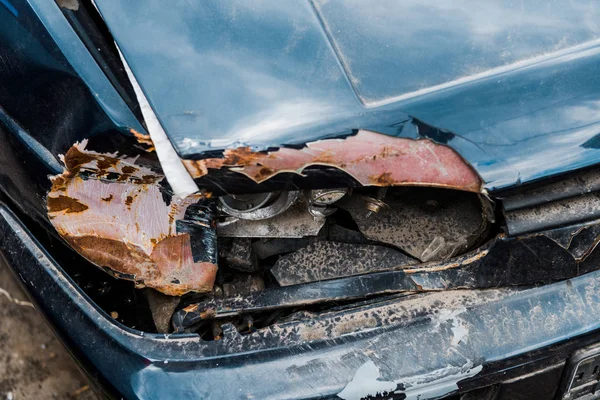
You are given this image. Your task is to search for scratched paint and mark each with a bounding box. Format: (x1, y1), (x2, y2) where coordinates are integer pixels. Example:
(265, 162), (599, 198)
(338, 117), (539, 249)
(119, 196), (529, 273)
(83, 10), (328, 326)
(338, 359), (482, 400)
(182, 130), (482, 192)
(47, 140), (216, 296)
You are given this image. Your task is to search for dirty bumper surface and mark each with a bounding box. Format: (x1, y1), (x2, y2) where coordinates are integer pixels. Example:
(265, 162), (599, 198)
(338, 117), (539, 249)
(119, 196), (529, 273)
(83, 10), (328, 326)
(3, 205), (600, 399)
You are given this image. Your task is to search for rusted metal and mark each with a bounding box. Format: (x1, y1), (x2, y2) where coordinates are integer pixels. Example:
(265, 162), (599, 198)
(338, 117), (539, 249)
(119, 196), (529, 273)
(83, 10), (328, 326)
(129, 128), (155, 151)
(182, 130), (482, 192)
(47, 140), (217, 296)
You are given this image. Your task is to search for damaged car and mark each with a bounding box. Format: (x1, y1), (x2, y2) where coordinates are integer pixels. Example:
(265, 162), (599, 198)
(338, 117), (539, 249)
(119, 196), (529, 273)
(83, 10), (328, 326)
(4, 0), (600, 399)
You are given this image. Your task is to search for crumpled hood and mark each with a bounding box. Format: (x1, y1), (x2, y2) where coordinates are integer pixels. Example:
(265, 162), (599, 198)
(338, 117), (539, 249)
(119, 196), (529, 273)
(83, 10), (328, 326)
(92, 0), (600, 190)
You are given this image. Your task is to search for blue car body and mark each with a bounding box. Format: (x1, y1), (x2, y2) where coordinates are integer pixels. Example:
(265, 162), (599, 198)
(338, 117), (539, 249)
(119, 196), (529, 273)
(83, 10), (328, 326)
(3, 0), (600, 398)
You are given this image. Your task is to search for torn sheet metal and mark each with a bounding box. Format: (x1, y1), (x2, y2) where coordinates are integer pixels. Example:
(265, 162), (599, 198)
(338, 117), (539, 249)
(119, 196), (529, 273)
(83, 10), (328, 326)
(47, 141), (217, 296)
(173, 219), (594, 326)
(183, 130), (482, 192)
(271, 241), (416, 286)
(340, 188), (489, 262)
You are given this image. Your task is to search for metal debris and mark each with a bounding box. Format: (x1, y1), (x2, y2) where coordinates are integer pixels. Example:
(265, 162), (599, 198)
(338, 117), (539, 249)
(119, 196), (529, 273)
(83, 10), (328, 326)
(220, 238), (258, 272)
(145, 289), (180, 333)
(219, 191), (299, 220)
(339, 188), (488, 262)
(217, 201), (325, 238)
(182, 130), (482, 192)
(362, 187), (388, 216)
(46, 140), (218, 296)
(271, 241), (416, 286)
(307, 188), (348, 217)
(173, 221), (591, 326)
(308, 188), (348, 205)
(222, 275), (265, 297)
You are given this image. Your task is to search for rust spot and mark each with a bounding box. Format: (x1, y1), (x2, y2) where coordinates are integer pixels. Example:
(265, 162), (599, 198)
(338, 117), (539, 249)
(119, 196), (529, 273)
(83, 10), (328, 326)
(63, 146), (96, 172)
(255, 166), (275, 181)
(199, 308), (216, 319)
(68, 236), (152, 278)
(47, 195), (89, 213)
(130, 128), (155, 151)
(101, 194), (114, 202)
(370, 172), (395, 186)
(50, 175), (68, 192)
(222, 146), (267, 166)
(182, 130), (482, 192)
(96, 156), (119, 171)
(121, 165), (137, 174)
(311, 150), (336, 164)
(141, 174), (159, 184)
(125, 195), (134, 208)
(183, 304), (199, 313)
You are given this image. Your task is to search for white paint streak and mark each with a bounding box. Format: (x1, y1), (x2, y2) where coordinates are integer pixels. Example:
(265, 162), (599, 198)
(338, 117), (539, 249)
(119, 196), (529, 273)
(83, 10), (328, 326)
(401, 363), (483, 400)
(338, 309), (476, 400)
(338, 359), (482, 400)
(337, 360), (396, 400)
(116, 47), (199, 198)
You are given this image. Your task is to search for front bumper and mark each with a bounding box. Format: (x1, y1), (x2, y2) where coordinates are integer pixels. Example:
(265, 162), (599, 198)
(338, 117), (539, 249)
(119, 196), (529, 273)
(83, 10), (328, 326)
(2, 203), (600, 400)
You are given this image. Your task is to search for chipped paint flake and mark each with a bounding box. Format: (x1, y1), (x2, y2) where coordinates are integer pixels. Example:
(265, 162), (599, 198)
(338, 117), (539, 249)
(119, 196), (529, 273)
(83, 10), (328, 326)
(47, 141), (216, 296)
(183, 130), (482, 192)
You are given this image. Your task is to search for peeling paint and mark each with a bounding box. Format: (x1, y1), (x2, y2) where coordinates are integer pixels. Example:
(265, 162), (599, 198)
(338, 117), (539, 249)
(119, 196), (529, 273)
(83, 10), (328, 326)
(338, 359), (482, 400)
(337, 360), (396, 400)
(46, 141), (217, 296)
(183, 130), (482, 192)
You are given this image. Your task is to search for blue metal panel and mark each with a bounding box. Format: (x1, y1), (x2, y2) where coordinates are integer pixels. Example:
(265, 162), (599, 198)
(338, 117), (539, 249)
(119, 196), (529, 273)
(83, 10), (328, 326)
(92, 0), (600, 190)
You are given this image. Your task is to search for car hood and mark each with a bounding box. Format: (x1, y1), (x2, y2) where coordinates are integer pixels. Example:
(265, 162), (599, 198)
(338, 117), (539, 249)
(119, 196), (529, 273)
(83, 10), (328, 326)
(92, 0), (600, 190)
